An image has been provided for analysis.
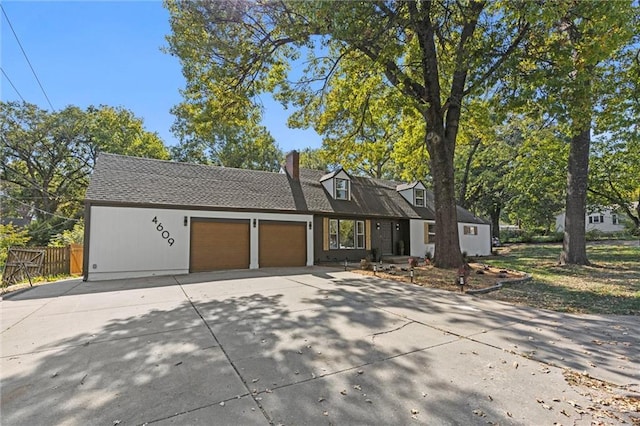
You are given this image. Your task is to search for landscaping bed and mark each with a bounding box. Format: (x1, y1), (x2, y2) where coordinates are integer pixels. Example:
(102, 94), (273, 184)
(355, 262), (527, 293)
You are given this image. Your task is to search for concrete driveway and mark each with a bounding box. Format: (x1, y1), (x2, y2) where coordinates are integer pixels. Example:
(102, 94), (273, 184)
(1, 267), (638, 425)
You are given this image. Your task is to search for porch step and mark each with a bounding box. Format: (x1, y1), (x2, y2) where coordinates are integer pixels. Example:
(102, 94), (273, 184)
(381, 255), (412, 264)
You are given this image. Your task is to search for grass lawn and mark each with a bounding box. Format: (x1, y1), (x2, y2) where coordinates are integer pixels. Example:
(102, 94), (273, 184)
(479, 241), (640, 315)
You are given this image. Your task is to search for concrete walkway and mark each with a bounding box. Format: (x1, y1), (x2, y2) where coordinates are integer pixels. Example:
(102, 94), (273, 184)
(1, 267), (638, 425)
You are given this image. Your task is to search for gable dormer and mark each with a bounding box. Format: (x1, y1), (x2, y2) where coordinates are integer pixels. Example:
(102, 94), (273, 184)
(396, 181), (427, 207)
(320, 168), (351, 201)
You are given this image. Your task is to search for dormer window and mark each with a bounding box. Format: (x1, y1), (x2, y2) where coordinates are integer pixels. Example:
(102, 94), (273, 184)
(320, 168), (352, 201)
(335, 178), (349, 200)
(415, 189), (425, 207)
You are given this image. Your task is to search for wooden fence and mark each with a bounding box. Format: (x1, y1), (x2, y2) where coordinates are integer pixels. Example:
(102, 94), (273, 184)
(2, 245), (83, 286)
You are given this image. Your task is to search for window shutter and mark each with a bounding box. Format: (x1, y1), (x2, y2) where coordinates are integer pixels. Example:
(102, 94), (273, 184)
(365, 220), (371, 250)
(424, 223), (429, 244)
(323, 217), (329, 251)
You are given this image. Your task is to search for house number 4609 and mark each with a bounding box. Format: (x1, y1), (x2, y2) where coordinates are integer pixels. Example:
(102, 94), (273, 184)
(152, 216), (175, 247)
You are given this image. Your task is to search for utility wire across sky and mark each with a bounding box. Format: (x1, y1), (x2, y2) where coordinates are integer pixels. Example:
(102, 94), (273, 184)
(1, 3), (55, 110)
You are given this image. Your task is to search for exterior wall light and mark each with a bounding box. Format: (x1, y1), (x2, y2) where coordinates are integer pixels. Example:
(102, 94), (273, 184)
(395, 223), (400, 231)
(308, 221), (312, 230)
(184, 216), (188, 226)
(376, 222), (381, 230)
(253, 218), (257, 228)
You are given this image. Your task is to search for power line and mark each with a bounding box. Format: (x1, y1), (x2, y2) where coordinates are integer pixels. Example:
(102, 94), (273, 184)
(0, 4), (55, 110)
(0, 194), (80, 222)
(0, 67), (26, 102)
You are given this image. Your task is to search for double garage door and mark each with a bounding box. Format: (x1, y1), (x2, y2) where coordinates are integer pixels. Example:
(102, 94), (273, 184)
(189, 219), (306, 272)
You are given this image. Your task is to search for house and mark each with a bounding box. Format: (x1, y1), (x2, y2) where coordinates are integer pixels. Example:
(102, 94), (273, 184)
(555, 208), (627, 234)
(83, 152), (490, 281)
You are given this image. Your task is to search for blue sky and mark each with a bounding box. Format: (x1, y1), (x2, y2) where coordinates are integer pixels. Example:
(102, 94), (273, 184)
(0, 1), (321, 153)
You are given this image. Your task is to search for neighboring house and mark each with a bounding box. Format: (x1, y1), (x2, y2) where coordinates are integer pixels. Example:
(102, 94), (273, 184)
(555, 208), (627, 234)
(83, 152), (490, 281)
(0, 217), (31, 228)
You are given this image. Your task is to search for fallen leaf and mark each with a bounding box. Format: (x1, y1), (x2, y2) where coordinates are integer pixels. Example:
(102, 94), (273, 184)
(252, 378), (259, 383)
(219, 402), (225, 407)
(340, 389), (347, 395)
(560, 409), (569, 417)
(411, 409), (419, 414)
(357, 370), (364, 375)
(365, 399), (372, 403)
(323, 411), (328, 416)
(353, 385), (362, 391)
(318, 397), (325, 403)
(513, 362), (519, 369)
(472, 409), (486, 417)
(536, 398), (544, 404)
(488, 395), (493, 401)
(174, 361), (182, 366)
(506, 411), (512, 417)
(542, 404), (552, 410)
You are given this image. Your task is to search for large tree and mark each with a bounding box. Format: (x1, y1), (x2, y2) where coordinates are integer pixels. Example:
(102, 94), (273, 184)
(511, 1), (636, 264)
(165, 0), (532, 268)
(169, 102), (283, 171)
(1, 101), (169, 244)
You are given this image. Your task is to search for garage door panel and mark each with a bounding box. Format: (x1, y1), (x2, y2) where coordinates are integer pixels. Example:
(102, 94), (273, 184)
(190, 220), (250, 272)
(259, 221), (306, 267)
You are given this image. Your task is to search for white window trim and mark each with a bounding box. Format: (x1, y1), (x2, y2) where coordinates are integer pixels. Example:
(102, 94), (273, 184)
(329, 219), (365, 249)
(335, 178), (350, 200)
(415, 188), (425, 207)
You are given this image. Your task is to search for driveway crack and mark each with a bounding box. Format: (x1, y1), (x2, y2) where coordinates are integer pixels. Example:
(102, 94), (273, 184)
(173, 276), (274, 425)
(370, 320), (415, 342)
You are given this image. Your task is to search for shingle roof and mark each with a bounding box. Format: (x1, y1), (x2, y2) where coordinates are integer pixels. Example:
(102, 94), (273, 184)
(85, 153), (300, 211)
(86, 153), (487, 224)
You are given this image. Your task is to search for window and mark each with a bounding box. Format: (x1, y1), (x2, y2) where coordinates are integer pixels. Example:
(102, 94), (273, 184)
(463, 225), (478, 235)
(356, 220), (365, 249)
(329, 219), (364, 249)
(612, 214), (619, 225)
(329, 219), (339, 249)
(415, 189), (425, 207)
(590, 215), (604, 224)
(335, 178), (349, 200)
(423, 223), (435, 243)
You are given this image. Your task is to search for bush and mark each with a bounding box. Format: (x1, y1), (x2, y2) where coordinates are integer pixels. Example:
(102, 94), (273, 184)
(48, 221), (84, 247)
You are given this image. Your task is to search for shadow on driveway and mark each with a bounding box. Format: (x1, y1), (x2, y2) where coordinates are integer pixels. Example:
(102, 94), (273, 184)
(1, 268), (638, 425)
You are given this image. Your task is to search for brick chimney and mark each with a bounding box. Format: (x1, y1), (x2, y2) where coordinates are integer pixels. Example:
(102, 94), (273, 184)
(285, 150), (300, 180)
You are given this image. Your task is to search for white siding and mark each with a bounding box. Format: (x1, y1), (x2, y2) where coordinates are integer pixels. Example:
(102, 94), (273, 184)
(555, 210), (626, 233)
(458, 222), (491, 256)
(88, 206), (313, 281)
(409, 219), (491, 258)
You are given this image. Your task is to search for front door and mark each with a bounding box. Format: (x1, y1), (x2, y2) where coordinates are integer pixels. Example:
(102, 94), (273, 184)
(379, 221), (393, 255)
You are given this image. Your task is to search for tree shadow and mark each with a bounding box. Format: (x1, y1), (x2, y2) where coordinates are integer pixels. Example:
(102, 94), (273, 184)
(2, 270), (628, 425)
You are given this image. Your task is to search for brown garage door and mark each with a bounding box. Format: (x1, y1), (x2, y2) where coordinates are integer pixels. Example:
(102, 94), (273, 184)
(190, 219), (250, 272)
(259, 221), (307, 267)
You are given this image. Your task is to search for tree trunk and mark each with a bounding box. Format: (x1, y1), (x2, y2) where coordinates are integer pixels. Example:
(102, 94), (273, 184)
(560, 128), (590, 265)
(490, 204), (501, 239)
(427, 131), (463, 268)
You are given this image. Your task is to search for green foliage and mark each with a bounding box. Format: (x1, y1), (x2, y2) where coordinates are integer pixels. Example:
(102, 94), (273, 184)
(1, 101), (169, 244)
(0, 223), (30, 268)
(298, 148), (331, 171)
(48, 221), (84, 247)
(164, 0), (536, 268)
